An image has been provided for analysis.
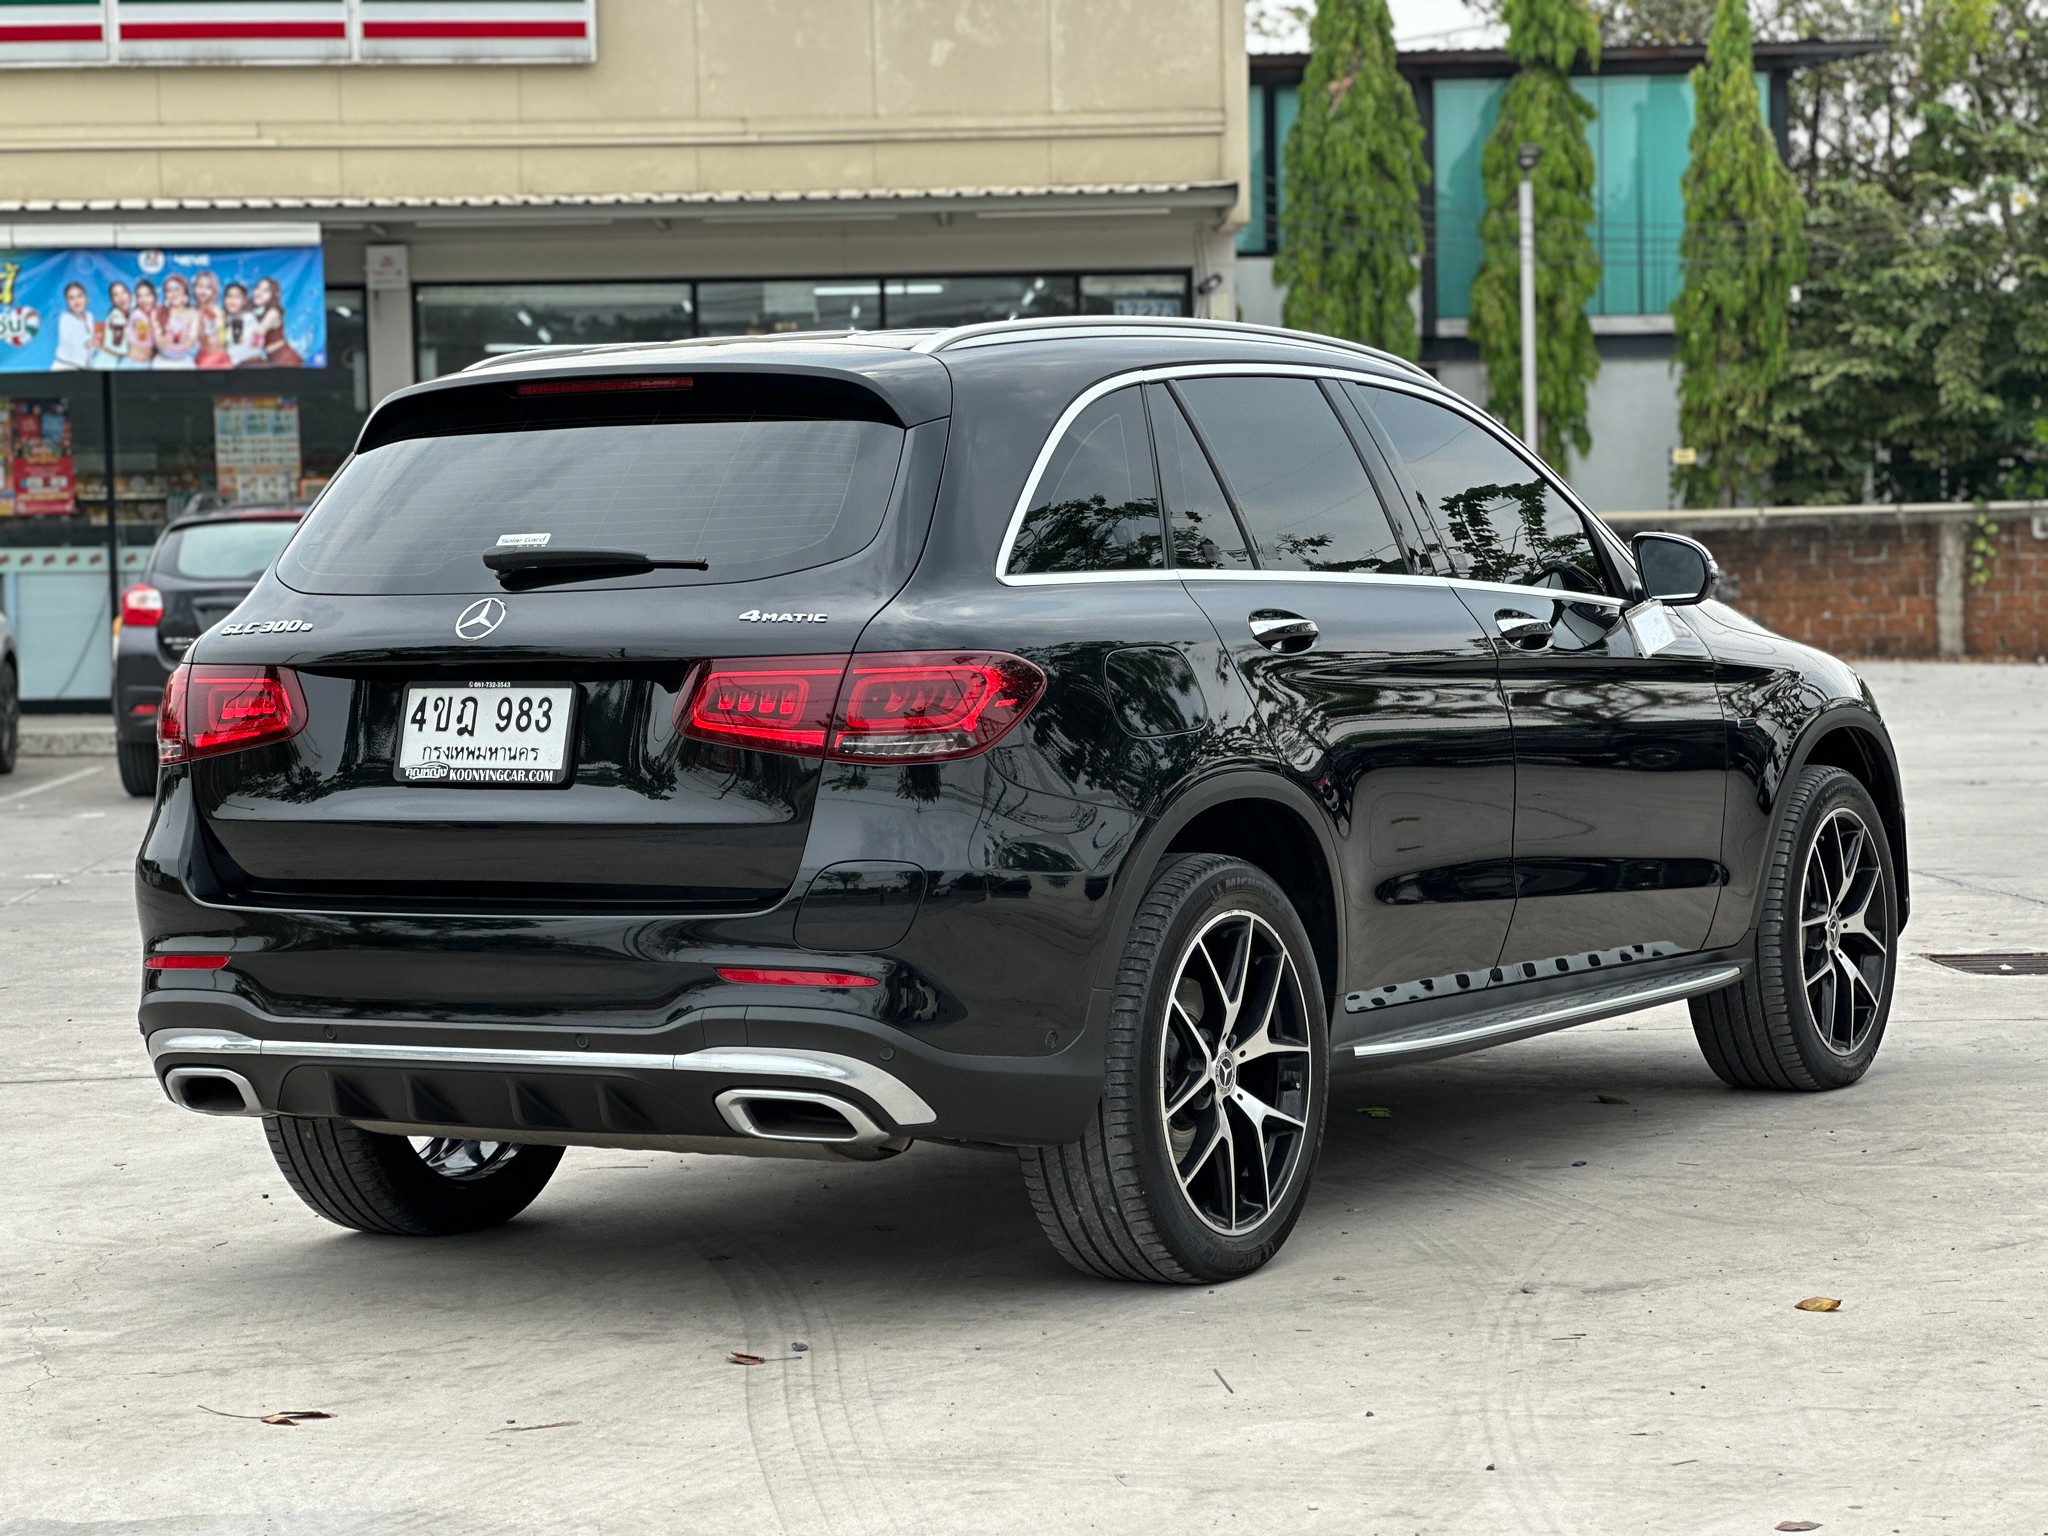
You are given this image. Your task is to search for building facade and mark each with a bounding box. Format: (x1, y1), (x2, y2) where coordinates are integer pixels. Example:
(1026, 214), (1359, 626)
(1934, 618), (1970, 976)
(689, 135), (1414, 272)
(1235, 41), (1878, 513)
(0, 0), (1249, 700)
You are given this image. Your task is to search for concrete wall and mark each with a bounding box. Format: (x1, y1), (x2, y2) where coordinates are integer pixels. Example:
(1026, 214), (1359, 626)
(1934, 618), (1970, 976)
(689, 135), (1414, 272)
(0, 0), (1248, 218)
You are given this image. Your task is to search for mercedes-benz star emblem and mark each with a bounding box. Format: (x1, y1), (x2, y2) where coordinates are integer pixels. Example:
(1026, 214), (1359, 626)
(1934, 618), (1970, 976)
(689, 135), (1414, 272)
(455, 597), (506, 640)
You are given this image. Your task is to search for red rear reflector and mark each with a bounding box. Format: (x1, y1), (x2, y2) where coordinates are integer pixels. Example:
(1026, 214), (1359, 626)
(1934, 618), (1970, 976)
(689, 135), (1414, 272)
(130, 702), (159, 716)
(145, 954), (230, 971)
(716, 966), (878, 988)
(515, 375), (693, 396)
(159, 664), (307, 764)
(678, 652), (1044, 764)
(121, 583), (165, 627)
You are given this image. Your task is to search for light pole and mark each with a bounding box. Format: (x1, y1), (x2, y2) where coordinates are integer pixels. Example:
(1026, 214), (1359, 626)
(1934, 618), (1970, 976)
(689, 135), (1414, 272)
(1517, 141), (1541, 453)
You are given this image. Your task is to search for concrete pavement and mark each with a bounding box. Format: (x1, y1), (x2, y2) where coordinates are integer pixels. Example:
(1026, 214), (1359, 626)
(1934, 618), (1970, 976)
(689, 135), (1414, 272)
(3, 663), (2046, 1535)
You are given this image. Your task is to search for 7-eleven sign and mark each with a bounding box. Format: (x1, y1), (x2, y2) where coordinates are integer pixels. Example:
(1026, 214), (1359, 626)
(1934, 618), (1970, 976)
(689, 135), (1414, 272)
(0, 0), (594, 64)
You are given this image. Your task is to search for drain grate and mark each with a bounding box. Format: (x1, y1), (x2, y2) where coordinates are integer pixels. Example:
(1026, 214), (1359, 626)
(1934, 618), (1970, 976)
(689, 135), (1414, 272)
(1924, 953), (2048, 975)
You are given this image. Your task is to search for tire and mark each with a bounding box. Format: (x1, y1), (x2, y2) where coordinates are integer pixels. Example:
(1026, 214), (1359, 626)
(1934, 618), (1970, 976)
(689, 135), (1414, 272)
(263, 1116), (564, 1236)
(0, 660), (18, 775)
(1022, 854), (1329, 1283)
(117, 738), (158, 797)
(1691, 765), (1899, 1090)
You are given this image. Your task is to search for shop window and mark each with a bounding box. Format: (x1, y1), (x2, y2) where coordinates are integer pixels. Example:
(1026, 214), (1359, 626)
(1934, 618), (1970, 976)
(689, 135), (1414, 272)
(414, 283), (694, 379)
(697, 280), (880, 337)
(1080, 274), (1189, 318)
(880, 275), (1077, 328)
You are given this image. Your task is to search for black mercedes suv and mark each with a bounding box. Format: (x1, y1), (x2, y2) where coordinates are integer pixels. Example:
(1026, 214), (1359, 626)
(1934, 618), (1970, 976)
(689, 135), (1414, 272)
(137, 318), (1907, 1283)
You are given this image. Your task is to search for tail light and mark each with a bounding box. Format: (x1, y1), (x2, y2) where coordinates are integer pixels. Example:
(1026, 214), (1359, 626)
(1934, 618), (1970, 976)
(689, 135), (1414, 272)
(679, 651), (1045, 764)
(121, 583), (165, 627)
(159, 664), (307, 764)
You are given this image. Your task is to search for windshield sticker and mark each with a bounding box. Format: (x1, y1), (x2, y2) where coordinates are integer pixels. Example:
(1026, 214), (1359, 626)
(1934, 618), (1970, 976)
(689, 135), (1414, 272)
(495, 532), (551, 549)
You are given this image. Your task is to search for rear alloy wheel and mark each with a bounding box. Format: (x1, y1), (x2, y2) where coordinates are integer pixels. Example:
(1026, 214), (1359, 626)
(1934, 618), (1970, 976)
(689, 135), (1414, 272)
(1022, 854), (1328, 1283)
(117, 738), (158, 797)
(264, 1115), (564, 1235)
(1692, 766), (1899, 1089)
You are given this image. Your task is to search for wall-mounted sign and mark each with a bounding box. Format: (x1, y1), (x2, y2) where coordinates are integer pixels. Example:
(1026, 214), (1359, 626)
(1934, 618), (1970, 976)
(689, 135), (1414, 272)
(0, 1), (596, 67)
(6, 398), (75, 516)
(0, 245), (326, 373)
(214, 396), (303, 505)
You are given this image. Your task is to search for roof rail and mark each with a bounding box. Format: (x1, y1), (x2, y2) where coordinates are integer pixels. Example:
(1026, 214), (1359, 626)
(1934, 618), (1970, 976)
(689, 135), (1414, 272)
(909, 314), (1432, 378)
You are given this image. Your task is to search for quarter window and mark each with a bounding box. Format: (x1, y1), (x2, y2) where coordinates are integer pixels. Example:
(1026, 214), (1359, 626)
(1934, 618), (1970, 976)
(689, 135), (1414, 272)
(1355, 385), (1612, 595)
(1174, 377), (1407, 574)
(1007, 387), (1165, 575)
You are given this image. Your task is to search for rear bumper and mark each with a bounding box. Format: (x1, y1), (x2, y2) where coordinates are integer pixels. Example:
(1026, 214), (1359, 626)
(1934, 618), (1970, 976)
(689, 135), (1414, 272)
(141, 989), (1104, 1149)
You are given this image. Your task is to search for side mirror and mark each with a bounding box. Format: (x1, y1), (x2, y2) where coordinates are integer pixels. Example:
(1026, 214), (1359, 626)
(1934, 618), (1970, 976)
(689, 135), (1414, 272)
(1631, 531), (1720, 606)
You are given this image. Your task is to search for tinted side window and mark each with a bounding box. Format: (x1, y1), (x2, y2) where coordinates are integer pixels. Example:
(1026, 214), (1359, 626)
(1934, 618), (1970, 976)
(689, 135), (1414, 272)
(1356, 385), (1611, 595)
(1148, 383), (1253, 570)
(1175, 377), (1407, 574)
(1007, 387), (1164, 575)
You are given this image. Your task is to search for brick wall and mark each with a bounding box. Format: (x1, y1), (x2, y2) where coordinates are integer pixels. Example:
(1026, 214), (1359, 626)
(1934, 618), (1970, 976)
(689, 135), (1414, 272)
(1613, 505), (2048, 660)
(1696, 523), (1942, 657)
(1968, 519), (2048, 660)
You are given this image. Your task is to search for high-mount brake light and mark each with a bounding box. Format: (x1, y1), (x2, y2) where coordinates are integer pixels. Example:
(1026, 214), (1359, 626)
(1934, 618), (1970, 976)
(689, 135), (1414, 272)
(677, 652), (1044, 764)
(145, 954), (230, 971)
(121, 583), (165, 627)
(158, 664), (307, 764)
(716, 967), (879, 989)
(514, 376), (694, 397)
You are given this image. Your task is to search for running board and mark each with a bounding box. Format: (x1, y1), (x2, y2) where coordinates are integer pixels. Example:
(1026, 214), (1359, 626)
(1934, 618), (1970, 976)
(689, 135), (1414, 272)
(1347, 962), (1745, 1066)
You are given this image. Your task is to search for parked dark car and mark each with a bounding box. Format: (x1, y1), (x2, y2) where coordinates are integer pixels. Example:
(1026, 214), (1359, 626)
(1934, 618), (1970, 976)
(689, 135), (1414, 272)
(136, 318), (1907, 1282)
(0, 608), (17, 775)
(114, 506), (306, 795)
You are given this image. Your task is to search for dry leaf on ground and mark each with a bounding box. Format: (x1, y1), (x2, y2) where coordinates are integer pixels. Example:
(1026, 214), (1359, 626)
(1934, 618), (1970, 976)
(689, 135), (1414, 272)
(1775, 1523), (1823, 1531)
(728, 1351), (767, 1366)
(1793, 1297), (1842, 1312)
(199, 1405), (333, 1426)
(496, 1421), (579, 1433)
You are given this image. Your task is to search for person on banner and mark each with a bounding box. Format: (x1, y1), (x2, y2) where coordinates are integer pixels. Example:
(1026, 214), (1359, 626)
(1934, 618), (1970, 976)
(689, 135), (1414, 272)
(54, 283), (97, 370)
(248, 276), (304, 368)
(193, 270), (232, 370)
(92, 281), (133, 369)
(154, 273), (200, 369)
(222, 283), (267, 367)
(125, 279), (158, 368)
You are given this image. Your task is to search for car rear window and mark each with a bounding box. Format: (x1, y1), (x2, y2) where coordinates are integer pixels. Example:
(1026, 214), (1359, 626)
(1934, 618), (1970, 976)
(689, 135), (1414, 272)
(277, 415), (905, 595)
(162, 520), (301, 581)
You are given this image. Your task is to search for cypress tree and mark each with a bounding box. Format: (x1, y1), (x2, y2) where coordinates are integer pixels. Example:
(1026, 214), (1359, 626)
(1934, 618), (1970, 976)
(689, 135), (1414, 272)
(1672, 0), (1805, 506)
(1276, 0), (1428, 359)
(1469, 0), (1602, 468)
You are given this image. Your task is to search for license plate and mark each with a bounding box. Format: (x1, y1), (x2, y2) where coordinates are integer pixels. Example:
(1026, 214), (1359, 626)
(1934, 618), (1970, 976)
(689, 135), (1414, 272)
(397, 683), (575, 786)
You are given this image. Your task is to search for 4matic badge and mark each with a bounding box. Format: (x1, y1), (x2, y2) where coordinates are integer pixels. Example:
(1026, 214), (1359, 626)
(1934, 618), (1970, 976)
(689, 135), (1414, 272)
(217, 619), (313, 637)
(738, 608), (828, 624)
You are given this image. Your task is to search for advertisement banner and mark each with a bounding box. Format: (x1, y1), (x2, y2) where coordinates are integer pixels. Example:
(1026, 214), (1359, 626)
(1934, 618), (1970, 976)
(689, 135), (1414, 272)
(0, 245), (326, 373)
(214, 395), (303, 505)
(8, 398), (75, 515)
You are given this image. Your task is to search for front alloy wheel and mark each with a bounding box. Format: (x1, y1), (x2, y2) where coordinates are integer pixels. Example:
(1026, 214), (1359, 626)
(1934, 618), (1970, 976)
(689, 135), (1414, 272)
(1022, 854), (1329, 1283)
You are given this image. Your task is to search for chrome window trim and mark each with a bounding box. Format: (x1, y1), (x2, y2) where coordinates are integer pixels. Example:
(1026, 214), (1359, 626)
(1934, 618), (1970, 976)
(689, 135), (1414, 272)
(997, 361), (1417, 586)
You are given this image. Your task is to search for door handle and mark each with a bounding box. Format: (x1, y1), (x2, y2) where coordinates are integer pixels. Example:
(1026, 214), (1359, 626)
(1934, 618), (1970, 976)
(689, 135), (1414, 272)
(1494, 609), (1554, 649)
(1249, 610), (1319, 653)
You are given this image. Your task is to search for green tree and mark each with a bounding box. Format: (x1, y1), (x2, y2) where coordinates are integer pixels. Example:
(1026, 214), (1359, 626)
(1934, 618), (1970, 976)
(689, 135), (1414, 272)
(1469, 0), (1604, 468)
(1672, 0), (1806, 506)
(1276, 0), (1429, 358)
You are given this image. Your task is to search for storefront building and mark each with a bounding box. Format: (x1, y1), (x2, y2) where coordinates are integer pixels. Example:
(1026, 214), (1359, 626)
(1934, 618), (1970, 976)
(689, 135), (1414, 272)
(0, 0), (1248, 701)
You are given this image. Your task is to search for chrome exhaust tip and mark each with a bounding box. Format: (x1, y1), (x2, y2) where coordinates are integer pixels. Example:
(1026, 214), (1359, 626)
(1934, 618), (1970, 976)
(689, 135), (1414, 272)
(163, 1067), (266, 1118)
(714, 1089), (906, 1158)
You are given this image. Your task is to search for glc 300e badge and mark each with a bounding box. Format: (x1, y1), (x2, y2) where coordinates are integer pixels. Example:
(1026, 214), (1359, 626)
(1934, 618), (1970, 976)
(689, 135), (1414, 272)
(217, 619), (314, 637)
(455, 598), (507, 640)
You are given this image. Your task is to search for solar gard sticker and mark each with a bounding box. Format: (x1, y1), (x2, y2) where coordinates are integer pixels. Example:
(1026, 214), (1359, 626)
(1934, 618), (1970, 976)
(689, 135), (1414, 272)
(0, 0), (592, 64)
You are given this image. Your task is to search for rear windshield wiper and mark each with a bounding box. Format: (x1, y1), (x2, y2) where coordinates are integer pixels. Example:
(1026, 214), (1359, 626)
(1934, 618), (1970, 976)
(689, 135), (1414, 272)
(482, 548), (709, 589)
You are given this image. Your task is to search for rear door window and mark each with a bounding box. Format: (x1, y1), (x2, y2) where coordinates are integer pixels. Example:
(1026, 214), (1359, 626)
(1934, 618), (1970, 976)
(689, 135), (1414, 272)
(279, 413), (905, 595)
(1173, 377), (1408, 574)
(162, 519), (301, 581)
(1354, 384), (1613, 596)
(1005, 386), (1164, 575)
(1148, 384), (1253, 570)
